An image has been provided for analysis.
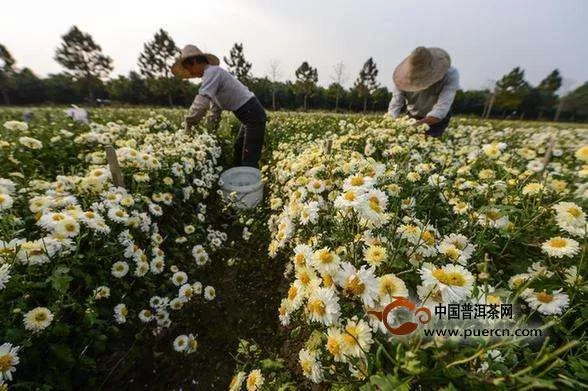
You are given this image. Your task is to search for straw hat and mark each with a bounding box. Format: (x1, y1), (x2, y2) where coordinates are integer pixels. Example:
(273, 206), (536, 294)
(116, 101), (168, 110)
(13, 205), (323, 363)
(393, 47), (451, 91)
(171, 45), (220, 79)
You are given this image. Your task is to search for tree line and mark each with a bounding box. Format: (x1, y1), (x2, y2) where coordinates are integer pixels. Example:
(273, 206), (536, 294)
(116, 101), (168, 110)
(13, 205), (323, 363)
(0, 26), (587, 122)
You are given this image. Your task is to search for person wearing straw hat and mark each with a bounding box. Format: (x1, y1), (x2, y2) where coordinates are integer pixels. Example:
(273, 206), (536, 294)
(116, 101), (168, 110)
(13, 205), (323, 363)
(387, 47), (460, 137)
(171, 44), (266, 168)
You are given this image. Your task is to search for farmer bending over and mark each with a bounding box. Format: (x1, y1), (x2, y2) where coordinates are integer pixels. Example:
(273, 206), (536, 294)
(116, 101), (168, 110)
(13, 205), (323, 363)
(172, 45), (266, 168)
(387, 47), (459, 137)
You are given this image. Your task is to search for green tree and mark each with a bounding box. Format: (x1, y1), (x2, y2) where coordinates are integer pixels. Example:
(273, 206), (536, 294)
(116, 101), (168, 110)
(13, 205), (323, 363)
(106, 71), (151, 104)
(538, 69), (562, 93)
(536, 69), (563, 118)
(43, 73), (85, 104)
(138, 28), (179, 106)
(560, 82), (588, 121)
(10, 68), (45, 104)
(354, 57), (379, 112)
(54, 26), (113, 101)
(494, 67), (530, 116)
(327, 83), (346, 111)
(0, 43), (16, 105)
(294, 61), (318, 110)
(224, 43), (252, 83)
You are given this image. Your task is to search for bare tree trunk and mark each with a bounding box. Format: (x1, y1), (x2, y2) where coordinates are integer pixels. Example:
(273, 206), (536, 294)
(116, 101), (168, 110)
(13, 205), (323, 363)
(272, 89), (276, 110)
(363, 96), (367, 112)
(335, 93), (340, 112)
(554, 100), (564, 122)
(168, 92), (173, 106)
(485, 92), (495, 119)
(303, 94), (308, 111)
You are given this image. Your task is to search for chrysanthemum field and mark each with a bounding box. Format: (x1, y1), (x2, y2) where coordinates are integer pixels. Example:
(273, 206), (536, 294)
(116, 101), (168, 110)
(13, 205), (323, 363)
(0, 108), (586, 390)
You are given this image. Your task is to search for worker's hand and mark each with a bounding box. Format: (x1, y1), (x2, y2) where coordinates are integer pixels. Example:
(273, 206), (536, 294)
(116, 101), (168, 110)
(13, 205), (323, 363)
(418, 116), (441, 126)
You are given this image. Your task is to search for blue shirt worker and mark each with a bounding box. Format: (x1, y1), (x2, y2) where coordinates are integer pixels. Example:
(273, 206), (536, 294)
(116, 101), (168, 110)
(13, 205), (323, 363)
(387, 47), (460, 137)
(172, 45), (266, 168)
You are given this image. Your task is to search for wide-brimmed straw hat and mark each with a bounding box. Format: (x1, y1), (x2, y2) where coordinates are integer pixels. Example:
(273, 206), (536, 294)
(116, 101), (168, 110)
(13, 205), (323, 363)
(393, 47), (451, 91)
(171, 45), (220, 79)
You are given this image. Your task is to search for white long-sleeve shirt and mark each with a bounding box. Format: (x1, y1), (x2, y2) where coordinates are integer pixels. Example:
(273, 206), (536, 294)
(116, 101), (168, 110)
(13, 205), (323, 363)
(388, 67), (460, 119)
(185, 65), (254, 128)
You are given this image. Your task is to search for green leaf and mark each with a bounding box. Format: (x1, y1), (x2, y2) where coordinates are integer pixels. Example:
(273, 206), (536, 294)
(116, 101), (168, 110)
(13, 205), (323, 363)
(360, 374), (411, 391)
(47, 266), (73, 293)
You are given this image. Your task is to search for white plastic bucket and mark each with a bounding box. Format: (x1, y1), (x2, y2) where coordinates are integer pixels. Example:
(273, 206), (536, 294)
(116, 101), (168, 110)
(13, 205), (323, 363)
(218, 167), (263, 209)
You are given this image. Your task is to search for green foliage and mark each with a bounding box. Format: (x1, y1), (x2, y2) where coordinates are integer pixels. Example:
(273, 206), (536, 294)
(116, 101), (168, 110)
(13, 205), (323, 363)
(54, 26), (113, 100)
(224, 42), (253, 84)
(354, 57), (379, 112)
(137, 29), (181, 105)
(295, 61), (319, 110)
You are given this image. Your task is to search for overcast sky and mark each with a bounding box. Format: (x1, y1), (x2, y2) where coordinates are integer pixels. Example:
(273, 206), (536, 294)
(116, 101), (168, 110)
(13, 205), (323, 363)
(1, 0), (586, 91)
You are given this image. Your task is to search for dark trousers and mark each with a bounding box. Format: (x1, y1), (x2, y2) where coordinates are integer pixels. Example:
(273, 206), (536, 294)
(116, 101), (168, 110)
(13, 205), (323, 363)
(233, 97), (266, 168)
(410, 112), (452, 137)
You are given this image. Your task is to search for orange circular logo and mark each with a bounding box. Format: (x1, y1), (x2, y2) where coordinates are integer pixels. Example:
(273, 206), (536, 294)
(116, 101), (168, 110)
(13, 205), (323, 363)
(368, 297), (432, 335)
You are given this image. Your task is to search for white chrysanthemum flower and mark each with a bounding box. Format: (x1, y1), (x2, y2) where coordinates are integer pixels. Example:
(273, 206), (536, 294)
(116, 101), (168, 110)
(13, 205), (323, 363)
(420, 263), (475, 303)
(437, 234), (475, 265)
(246, 369), (264, 391)
(0, 193), (13, 212)
(114, 303), (128, 324)
(299, 348), (324, 383)
(138, 309), (154, 323)
(229, 371), (246, 391)
(575, 145), (588, 162)
(0, 342), (20, 382)
(292, 244), (313, 269)
(552, 202), (587, 237)
(325, 327), (346, 362)
(335, 262), (379, 307)
(93, 286), (110, 300)
(377, 274), (409, 302)
(192, 245), (210, 266)
(524, 289), (569, 315)
(171, 271), (188, 286)
(278, 298), (294, 326)
(311, 247), (340, 276)
(341, 317), (373, 358)
(363, 244), (387, 267)
(204, 286), (216, 301)
(173, 334), (189, 352)
(107, 207), (129, 223)
(0, 264), (11, 290)
(306, 287), (340, 326)
(178, 284), (195, 302)
(477, 208), (510, 229)
(110, 261), (129, 278)
(541, 236), (580, 258)
(150, 257), (165, 274)
(508, 273), (531, 289)
(299, 201), (320, 225)
(482, 142), (506, 158)
(334, 188), (364, 209)
(343, 175), (374, 191)
(522, 182), (544, 196)
(306, 178), (326, 194)
(19, 136), (43, 149)
(23, 307), (54, 332)
(358, 188), (389, 225)
(285, 280), (306, 311)
(3, 120), (28, 131)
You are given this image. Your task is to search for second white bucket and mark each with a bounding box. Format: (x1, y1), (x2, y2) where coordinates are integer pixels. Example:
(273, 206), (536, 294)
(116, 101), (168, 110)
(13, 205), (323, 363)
(218, 166), (263, 209)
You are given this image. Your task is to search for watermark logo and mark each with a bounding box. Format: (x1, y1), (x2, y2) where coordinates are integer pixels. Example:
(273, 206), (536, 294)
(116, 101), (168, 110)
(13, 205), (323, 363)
(367, 297), (431, 335)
